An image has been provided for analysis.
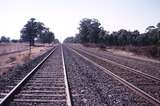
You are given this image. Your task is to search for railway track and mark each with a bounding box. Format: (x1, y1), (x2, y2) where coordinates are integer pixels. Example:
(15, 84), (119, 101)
(0, 44), (159, 105)
(0, 45), (72, 106)
(70, 46), (160, 81)
(0, 49), (29, 56)
(67, 46), (160, 106)
(73, 45), (160, 78)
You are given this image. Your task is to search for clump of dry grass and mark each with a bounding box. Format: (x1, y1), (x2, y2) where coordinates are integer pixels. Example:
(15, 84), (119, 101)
(113, 45), (160, 60)
(7, 56), (16, 63)
(82, 43), (160, 60)
(22, 54), (31, 63)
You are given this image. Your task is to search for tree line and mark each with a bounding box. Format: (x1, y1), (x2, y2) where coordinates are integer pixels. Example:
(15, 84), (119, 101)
(64, 18), (160, 46)
(0, 36), (10, 43)
(0, 18), (58, 45)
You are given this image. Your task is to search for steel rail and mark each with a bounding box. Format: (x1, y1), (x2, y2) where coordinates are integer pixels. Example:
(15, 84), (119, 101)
(0, 46), (57, 106)
(71, 47), (160, 82)
(68, 47), (160, 106)
(0, 48), (29, 56)
(61, 45), (72, 106)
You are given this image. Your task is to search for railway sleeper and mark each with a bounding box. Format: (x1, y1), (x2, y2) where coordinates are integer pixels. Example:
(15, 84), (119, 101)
(10, 99), (66, 103)
(21, 86), (65, 90)
(25, 83), (65, 87)
(14, 94), (66, 100)
(20, 90), (66, 94)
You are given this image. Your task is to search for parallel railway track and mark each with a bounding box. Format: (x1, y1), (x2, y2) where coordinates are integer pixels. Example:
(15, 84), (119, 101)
(75, 46), (160, 77)
(0, 49), (29, 56)
(71, 47), (160, 81)
(68, 46), (160, 106)
(0, 45), (72, 106)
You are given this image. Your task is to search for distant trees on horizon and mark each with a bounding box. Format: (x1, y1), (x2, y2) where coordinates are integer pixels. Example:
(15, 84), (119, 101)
(38, 28), (55, 44)
(0, 36), (10, 43)
(64, 18), (160, 46)
(0, 36), (20, 43)
(0, 18), (57, 45)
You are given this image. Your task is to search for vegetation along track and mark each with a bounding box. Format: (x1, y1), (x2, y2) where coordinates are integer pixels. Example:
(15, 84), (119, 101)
(74, 45), (160, 78)
(67, 45), (160, 106)
(0, 45), (72, 106)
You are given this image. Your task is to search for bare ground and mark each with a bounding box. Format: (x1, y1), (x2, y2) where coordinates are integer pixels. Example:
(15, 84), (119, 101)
(106, 48), (160, 64)
(74, 44), (160, 63)
(0, 43), (53, 75)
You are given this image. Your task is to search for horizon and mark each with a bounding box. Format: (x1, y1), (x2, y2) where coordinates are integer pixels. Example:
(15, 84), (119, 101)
(0, 0), (160, 42)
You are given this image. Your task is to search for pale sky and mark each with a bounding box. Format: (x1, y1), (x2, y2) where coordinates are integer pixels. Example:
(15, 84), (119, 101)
(0, 0), (160, 42)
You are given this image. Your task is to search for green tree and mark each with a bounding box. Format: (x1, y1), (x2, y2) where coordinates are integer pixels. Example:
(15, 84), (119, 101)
(0, 36), (10, 43)
(156, 23), (160, 45)
(63, 37), (75, 43)
(20, 18), (45, 46)
(156, 23), (160, 28)
(53, 39), (60, 44)
(145, 26), (155, 33)
(38, 29), (55, 43)
(78, 18), (102, 43)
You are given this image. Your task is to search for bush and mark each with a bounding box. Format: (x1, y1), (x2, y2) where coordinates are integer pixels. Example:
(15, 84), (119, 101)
(99, 44), (106, 51)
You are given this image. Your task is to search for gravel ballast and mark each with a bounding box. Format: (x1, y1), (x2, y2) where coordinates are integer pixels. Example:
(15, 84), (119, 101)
(63, 45), (153, 106)
(72, 45), (160, 79)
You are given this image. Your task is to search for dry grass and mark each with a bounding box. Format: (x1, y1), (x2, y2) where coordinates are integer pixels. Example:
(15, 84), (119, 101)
(0, 43), (53, 75)
(109, 45), (160, 60)
(80, 43), (160, 61)
(0, 43), (28, 55)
